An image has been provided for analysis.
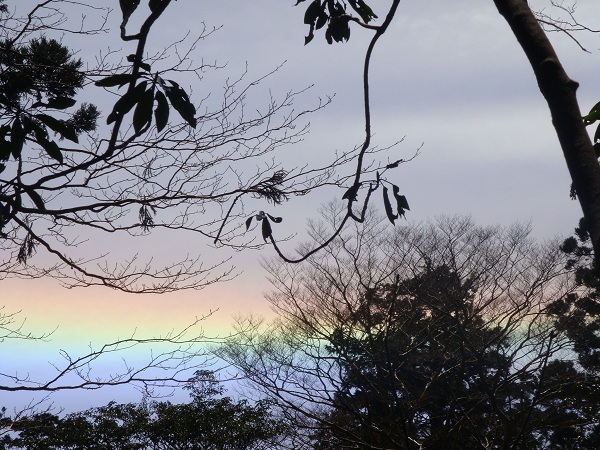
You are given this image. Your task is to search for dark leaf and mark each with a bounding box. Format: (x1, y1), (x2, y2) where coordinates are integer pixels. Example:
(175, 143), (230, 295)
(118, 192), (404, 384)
(132, 88), (155, 133)
(164, 81), (197, 128)
(392, 185), (410, 211)
(325, 26), (333, 44)
(304, 0), (321, 25)
(316, 11), (328, 29)
(267, 214), (283, 223)
(37, 136), (63, 163)
(27, 189), (46, 212)
(0, 129), (11, 161)
(326, 16), (351, 44)
(140, 61), (151, 72)
(0, 94), (10, 107)
(11, 118), (24, 159)
(584, 100), (600, 122)
(262, 217), (272, 242)
(594, 124), (600, 144)
(594, 142), (600, 158)
(35, 114), (78, 143)
(305, 29), (315, 45)
(294, 0), (307, 4)
(127, 54), (136, 63)
(107, 81), (147, 124)
(20, 115), (36, 135)
(32, 97), (77, 110)
(347, 0), (377, 23)
(95, 73), (135, 88)
(342, 183), (360, 201)
(386, 159), (403, 169)
(154, 90), (169, 132)
(245, 216), (254, 231)
(382, 186), (397, 224)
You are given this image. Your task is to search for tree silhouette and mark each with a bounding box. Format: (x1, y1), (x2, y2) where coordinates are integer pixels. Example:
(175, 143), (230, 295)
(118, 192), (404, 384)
(1, 371), (290, 449)
(220, 213), (600, 449)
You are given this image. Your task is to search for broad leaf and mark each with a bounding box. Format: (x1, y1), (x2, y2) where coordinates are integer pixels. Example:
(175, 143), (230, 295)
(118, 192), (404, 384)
(305, 30), (315, 46)
(32, 97), (77, 110)
(348, 0), (377, 23)
(326, 17), (351, 44)
(154, 90), (169, 132)
(26, 189), (46, 212)
(304, 0), (322, 25)
(342, 183), (360, 201)
(382, 186), (397, 224)
(95, 73), (135, 88)
(386, 159), (403, 169)
(107, 81), (148, 124)
(11, 118), (24, 159)
(245, 216), (254, 231)
(392, 185), (410, 210)
(316, 11), (328, 29)
(267, 214), (283, 223)
(133, 88), (155, 133)
(0, 126), (11, 161)
(35, 114), (78, 143)
(164, 81), (196, 128)
(584, 100), (600, 125)
(37, 136), (63, 163)
(262, 217), (273, 242)
(0, 139), (10, 161)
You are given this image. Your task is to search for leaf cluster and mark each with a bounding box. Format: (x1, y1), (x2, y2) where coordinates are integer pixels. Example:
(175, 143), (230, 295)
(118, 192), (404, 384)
(0, 35), (100, 219)
(583, 101), (600, 157)
(97, 74), (196, 132)
(246, 211), (283, 243)
(296, 0), (377, 45)
(382, 183), (409, 224)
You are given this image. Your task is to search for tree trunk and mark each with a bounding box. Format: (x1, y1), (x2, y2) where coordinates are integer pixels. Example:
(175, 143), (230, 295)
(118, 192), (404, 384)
(494, 0), (600, 267)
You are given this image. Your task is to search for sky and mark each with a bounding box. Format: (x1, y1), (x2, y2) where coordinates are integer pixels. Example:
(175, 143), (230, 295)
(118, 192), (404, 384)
(2, 0), (599, 411)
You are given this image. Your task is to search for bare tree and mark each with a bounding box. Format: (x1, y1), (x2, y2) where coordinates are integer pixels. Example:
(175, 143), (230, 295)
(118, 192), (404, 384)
(0, 307), (220, 396)
(218, 210), (598, 449)
(1, 0), (405, 293)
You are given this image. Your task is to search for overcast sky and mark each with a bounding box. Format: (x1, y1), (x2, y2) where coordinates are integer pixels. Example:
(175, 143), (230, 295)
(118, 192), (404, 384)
(4, 0), (600, 410)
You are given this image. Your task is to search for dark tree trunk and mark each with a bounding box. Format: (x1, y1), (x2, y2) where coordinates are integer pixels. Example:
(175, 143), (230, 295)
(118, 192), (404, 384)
(494, 0), (600, 267)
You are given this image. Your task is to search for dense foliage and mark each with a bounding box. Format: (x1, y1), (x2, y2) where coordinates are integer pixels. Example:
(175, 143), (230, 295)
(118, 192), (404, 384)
(316, 265), (600, 449)
(0, 371), (289, 450)
(218, 215), (600, 449)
